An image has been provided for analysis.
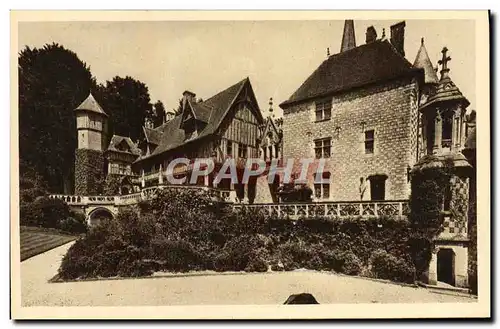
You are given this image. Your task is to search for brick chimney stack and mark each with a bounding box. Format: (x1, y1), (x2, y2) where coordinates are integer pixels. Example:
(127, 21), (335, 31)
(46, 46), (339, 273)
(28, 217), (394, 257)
(390, 21), (406, 57)
(365, 26), (377, 44)
(340, 20), (356, 52)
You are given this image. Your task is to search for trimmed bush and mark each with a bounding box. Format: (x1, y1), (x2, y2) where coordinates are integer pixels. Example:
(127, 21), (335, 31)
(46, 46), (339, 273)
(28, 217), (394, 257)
(58, 188), (415, 284)
(369, 249), (415, 283)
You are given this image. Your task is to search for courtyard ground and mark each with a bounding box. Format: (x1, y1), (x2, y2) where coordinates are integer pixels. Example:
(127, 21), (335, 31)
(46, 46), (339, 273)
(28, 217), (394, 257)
(21, 242), (475, 306)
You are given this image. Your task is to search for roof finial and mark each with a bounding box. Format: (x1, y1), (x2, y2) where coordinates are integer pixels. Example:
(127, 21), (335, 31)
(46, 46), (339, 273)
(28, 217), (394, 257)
(381, 28), (386, 40)
(438, 46), (452, 80)
(421, 37), (424, 45)
(327, 47), (330, 57)
(268, 97), (274, 118)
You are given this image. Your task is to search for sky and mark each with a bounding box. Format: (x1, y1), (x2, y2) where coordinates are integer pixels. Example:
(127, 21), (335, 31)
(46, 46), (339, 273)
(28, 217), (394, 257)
(18, 19), (476, 117)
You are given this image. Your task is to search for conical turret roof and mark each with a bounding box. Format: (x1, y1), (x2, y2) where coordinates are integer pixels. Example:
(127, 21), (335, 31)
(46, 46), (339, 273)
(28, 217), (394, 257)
(74, 93), (108, 117)
(413, 38), (439, 84)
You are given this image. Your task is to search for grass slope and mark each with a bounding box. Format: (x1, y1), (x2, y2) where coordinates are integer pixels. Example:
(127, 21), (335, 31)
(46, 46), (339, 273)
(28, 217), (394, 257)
(20, 226), (78, 261)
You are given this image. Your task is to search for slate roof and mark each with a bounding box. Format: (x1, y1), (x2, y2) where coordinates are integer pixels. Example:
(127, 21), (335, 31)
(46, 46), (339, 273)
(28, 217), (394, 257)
(107, 135), (141, 156)
(420, 74), (470, 110)
(75, 93), (108, 117)
(413, 38), (439, 84)
(143, 126), (163, 145)
(136, 77), (261, 162)
(280, 40), (420, 108)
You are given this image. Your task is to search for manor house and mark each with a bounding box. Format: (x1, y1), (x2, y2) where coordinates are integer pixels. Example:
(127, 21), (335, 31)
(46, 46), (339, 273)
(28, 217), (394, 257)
(68, 19), (477, 289)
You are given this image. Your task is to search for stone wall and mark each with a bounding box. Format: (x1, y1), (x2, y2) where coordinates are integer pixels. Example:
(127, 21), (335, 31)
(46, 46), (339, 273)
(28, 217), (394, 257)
(281, 78), (419, 201)
(74, 149), (105, 195)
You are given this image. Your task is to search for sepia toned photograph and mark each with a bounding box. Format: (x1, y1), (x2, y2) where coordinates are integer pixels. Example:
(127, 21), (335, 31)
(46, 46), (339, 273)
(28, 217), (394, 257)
(10, 10), (490, 319)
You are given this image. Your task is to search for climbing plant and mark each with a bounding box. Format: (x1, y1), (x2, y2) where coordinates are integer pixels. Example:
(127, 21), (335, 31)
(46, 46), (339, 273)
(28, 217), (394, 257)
(408, 155), (454, 279)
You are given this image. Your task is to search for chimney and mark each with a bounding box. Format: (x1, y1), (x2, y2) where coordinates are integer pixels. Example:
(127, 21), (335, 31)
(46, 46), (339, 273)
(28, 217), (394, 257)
(365, 26), (377, 44)
(182, 90), (196, 107)
(390, 21), (406, 57)
(165, 111), (175, 123)
(340, 20), (356, 52)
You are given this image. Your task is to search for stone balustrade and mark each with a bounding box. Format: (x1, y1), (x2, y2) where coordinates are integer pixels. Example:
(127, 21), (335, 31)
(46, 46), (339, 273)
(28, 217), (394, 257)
(233, 200), (409, 219)
(49, 194), (116, 205)
(50, 192), (408, 220)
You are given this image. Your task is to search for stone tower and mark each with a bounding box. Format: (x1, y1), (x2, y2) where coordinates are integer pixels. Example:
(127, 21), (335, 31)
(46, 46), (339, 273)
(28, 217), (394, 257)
(413, 46), (473, 288)
(74, 93), (108, 195)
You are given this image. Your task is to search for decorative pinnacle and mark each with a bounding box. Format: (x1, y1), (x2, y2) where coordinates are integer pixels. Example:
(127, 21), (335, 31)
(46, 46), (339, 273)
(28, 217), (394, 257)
(381, 28), (386, 39)
(327, 47), (330, 57)
(268, 97), (274, 118)
(438, 46), (452, 80)
(421, 37), (424, 45)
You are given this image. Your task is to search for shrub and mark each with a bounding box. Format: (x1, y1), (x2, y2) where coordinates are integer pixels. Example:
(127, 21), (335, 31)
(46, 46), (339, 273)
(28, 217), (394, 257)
(150, 237), (204, 272)
(59, 211), (88, 234)
(214, 235), (264, 272)
(338, 251), (363, 275)
(30, 196), (71, 228)
(369, 249), (415, 283)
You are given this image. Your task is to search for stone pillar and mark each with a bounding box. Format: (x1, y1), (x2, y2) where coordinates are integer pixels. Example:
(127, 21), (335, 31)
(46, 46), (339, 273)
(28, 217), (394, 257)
(454, 245), (469, 288)
(433, 111), (442, 154)
(428, 251), (438, 285)
(204, 174), (209, 187)
(460, 116), (466, 149)
(158, 164), (163, 184)
(243, 184), (249, 203)
(141, 169), (145, 188)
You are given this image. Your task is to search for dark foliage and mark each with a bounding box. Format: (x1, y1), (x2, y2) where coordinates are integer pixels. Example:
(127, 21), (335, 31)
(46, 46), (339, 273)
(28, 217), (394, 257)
(277, 183), (313, 202)
(369, 249), (415, 283)
(58, 188), (414, 284)
(94, 76), (153, 141)
(19, 43), (97, 193)
(409, 157), (453, 279)
(20, 195), (88, 234)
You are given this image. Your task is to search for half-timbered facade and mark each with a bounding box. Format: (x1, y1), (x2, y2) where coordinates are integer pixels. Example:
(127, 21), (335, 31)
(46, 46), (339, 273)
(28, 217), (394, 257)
(131, 77), (282, 202)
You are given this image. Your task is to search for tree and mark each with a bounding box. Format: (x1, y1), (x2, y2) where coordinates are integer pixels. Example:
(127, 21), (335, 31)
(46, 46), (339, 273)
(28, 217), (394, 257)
(151, 100), (166, 128)
(95, 76), (153, 141)
(19, 43), (97, 193)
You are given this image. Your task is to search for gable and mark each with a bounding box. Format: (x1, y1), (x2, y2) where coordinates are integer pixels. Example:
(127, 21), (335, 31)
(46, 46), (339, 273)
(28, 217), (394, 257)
(135, 77), (264, 162)
(116, 139), (131, 152)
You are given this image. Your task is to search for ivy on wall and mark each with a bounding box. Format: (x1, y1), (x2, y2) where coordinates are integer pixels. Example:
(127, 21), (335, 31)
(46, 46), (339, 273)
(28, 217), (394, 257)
(103, 174), (122, 196)
(74, 149), (105, 195)
(408, 155), (453, 279)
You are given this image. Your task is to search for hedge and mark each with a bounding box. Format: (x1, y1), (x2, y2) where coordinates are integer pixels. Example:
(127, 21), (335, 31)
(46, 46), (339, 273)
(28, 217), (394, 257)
(58, 188), (415, 282)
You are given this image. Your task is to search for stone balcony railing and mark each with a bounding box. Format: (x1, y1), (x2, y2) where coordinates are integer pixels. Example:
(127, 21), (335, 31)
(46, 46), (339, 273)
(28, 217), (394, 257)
(50, 191), (409, 220)
(49, 194), (117, 205)
(233, 200), (409, 219)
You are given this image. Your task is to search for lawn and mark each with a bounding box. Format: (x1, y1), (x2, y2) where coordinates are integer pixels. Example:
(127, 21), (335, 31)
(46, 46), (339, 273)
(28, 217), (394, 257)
(20, 226), (78, 261)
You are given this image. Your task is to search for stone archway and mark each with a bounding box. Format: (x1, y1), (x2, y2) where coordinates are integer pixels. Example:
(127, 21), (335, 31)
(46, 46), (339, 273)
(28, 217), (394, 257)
(88, 207), (114, 227)
(437, 248), (456, 286)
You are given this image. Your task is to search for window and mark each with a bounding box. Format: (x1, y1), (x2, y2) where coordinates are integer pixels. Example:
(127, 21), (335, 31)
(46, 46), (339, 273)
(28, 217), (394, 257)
(315, 99), (332, 122)
(226, 141), (233, 157)
(314, 172), (330, 200)
(238, 143), (247, 158)
(364, 130), (375, 154)
(314, 138), (332, 159)
(442, 115), (452, 148)
(268, 145), (273, 159)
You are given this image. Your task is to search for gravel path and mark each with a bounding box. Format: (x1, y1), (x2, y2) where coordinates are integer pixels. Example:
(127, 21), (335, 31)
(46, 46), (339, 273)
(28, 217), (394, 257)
(21, 242), (475, 306)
